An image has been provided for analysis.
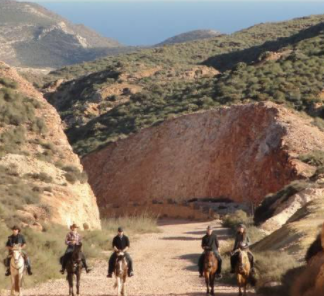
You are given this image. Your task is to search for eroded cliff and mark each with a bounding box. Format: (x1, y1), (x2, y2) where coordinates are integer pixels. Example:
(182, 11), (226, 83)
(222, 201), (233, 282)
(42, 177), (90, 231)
(82, 102), (324, 216)
(0, 62), (101, 229)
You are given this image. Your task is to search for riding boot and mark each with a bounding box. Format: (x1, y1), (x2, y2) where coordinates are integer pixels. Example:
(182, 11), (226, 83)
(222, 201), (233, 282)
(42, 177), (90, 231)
(25, 258), (33, 275)
(60, 257), (67, 274)
(248, 252), (255, 272)
(5, 257), (10, 276)
(216, 257), (222, 275)
(198, 253), (204, 277)
(107, 253), (116, 277)
(230, 255), (236, 273)
(82, 257), (92, 273)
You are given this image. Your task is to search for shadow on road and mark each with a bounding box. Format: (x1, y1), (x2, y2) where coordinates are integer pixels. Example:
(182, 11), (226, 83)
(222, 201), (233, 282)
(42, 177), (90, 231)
(162, 236), (201, 241)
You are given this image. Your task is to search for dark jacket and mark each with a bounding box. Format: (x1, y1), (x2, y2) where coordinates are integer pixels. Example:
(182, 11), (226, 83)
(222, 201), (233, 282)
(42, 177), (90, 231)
(233, 232), (250, 251)
(6, 234), (26, 247)
(201, 233), (219, 252)
(112, 235), (130, 251)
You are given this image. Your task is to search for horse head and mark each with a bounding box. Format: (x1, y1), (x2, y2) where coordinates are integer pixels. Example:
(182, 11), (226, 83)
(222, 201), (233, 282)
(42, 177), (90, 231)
(204, 248), (217, 272)
(12, 244), (22, 262)
(72, 243), (83, 264)
(238, 249), (249, 275)
(115, 252), (127, 277)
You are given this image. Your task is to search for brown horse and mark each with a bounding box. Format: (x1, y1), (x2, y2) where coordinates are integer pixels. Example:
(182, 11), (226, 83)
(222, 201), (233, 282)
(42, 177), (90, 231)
(66, 244), (83, 296)
(204, 249), (218, 295)
(235, 249), (251, 296)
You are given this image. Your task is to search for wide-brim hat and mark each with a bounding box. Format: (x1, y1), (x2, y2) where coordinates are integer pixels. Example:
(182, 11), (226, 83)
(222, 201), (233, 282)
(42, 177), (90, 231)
(12, 225), (21, 232)
(238, 224), (246, 229)
(207, 225), (212, 230)
(70, 224), (79, 230)
(118, 227), (124, 232)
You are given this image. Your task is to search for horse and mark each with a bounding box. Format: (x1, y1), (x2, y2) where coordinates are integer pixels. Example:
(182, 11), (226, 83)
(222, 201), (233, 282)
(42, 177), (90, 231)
(66, 244), (83, 296)
(10, 244), (25, 296)
(113, 252), (128, 296)
(235, 249), (251, 296)
(203, 248), (218, 295)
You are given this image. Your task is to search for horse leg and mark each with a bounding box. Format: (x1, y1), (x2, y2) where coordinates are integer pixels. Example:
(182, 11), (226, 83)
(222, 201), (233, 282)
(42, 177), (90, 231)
(122, 275), (127, 296)
(238, 285), (242, 296)
(68, 274), (73, 296)
(210, 273), (215, 296)
(76, 271), (80, 295)
(205, 273), (210, 294)
(11, 273), (15, 296)
(116, 277), (121, 296)
(18, 273), (23, 296)
(244, 283), (247, 296)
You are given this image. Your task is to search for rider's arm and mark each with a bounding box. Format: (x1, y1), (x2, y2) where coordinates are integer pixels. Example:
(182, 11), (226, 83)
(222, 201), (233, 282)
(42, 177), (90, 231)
(65, 233), (74, 246)
(215, 235), (220, 251)
(122, 237), (130, 252)
(112, 237), (119, 252)
(201, 237), (206, 250)
(20, 235), (26, 249)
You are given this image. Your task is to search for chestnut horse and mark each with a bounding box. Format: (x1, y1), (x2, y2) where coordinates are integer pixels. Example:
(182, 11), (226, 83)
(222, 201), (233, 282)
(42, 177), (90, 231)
(204, 249), (218, 295)
(235, 249), (251, 296)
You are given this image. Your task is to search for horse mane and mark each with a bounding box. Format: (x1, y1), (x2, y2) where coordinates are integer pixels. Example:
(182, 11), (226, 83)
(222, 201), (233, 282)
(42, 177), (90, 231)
(306, 234), (323, 263)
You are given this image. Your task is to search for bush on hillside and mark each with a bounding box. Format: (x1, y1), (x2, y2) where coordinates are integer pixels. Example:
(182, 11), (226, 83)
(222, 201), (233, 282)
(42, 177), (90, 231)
(254, 181), (310, 225)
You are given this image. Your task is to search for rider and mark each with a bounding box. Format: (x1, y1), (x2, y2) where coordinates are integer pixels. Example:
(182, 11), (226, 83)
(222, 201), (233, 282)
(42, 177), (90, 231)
(60, 224), (92, 274)
(230, 224), (255, 274)
(107, 227), (134, 278)
(198, 225), (222, 279)
(5, 225), (32, 276)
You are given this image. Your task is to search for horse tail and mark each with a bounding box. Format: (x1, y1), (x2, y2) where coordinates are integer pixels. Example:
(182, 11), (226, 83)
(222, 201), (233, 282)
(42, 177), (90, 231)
(15, 274), (20, 292)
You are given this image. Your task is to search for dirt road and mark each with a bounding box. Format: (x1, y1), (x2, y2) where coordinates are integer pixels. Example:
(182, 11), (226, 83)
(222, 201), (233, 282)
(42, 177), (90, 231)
(22, 220), (258, 296)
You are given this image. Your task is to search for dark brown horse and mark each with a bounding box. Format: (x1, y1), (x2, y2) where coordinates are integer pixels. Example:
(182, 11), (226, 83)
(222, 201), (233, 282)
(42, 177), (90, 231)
(204, 249), (218, 295)
(66, 244), (83, 296)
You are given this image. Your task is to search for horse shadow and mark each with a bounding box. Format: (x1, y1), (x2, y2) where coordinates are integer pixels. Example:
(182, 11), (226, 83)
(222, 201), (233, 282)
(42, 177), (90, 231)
(162, 236), (201, 241)
(176, 253), (200, 272)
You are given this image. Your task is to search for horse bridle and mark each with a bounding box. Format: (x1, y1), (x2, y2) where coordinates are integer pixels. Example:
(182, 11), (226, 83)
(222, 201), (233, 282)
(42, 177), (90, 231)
(11, 251), (24, 271)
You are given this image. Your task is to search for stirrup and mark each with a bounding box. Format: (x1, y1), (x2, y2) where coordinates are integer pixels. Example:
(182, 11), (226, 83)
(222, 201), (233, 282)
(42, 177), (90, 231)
(5, 270), (10, 276)
(107, 274), (113, 278)
(60, 269), (65, 275)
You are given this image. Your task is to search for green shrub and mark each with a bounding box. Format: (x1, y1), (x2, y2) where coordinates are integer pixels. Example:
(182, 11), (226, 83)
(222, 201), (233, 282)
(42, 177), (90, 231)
(63, 166), (88, 184)
(299, 150), (324, 167)
(254, 181), (310, 225)
(0, 77), (18, 89)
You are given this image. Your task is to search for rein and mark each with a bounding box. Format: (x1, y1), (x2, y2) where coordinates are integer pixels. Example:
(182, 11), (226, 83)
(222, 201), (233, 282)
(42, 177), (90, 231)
(11, 253), (24, 270)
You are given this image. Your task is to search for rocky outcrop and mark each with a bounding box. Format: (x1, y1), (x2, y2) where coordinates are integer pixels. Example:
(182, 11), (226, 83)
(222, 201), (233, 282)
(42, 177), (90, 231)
(260, 187), (324, 232)
(0, 62), (101, 229)
(82, 102), (324, 215)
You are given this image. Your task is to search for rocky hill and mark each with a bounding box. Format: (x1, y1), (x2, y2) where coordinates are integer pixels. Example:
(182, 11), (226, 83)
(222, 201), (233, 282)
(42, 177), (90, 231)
(0, 61), (101, 230)
(81, 102), (324, 217)
(0, 0), (123, 68)
(44, 14), (324, 157)
(156, 29), (222, 46)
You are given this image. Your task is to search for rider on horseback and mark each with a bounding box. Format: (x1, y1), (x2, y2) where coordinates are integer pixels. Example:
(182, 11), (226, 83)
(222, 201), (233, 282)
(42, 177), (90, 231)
(60, 224), (92, 274)
(5, 225), (32, 276)
(198, 225), (222, 279)
(230, 224), (255, 274)
(107, 227), (134, 278)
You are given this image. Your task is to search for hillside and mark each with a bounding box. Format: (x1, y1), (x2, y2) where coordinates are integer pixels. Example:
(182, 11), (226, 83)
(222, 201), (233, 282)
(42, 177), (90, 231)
(0, 61), (101, 230)
(44, 14), (324, 156)
(156, 29), (222, 46)
(0, 0), (124, 68)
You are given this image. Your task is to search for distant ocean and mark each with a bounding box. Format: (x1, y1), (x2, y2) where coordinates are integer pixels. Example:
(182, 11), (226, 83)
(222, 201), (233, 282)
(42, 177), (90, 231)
(40, 2), (324, 46)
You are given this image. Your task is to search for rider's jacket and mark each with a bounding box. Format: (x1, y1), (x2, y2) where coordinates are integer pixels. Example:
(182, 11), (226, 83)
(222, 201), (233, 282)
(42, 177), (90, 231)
(6, 234), (26, 247)
(65, 231), (82, 247)
(112, 235), (130, 251)
(233, 232), (250, 251)
(201, 233), (219, 252)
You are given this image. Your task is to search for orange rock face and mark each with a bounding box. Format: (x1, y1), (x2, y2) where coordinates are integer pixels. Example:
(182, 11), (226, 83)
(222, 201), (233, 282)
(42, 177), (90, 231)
(82, 102), (324, 213)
